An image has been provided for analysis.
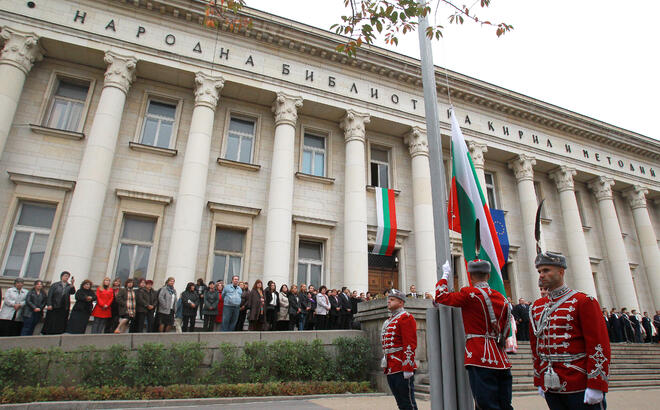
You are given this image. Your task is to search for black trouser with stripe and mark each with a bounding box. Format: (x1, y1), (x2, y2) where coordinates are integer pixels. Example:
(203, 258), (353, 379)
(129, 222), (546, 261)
(466, 366), (513, 410)
(545, 392), (606, 410)
(386, 372), (417, 410)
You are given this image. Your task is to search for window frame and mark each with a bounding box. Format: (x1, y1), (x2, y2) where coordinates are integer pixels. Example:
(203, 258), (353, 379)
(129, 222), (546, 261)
(297, 239), (324, 288)
(0, 202), (58, 279)
(113, 214), (157, 282)
(534, 180), (549, 219)
(0, 173), (73, 282)
(367, 142), (394, 189)
(132, 92), (183, 151)
(105, 189), (171, 281)
(206, 202), (259, 284)
(221, 110), (261, 165)
(300, 132), (327, 177)
(39, 71), (96, 134)
(484, 171), (499, 209)
(211, 227), (246, 285)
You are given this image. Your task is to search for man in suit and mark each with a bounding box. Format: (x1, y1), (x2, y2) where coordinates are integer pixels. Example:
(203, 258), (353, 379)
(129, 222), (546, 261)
(512, 298), (530, 341)
(406, 285), (420, 299)
(654, 310), (660, 343)
(642, 312), (654, 343)
(339, 287), (353, 329)
(620, 308), (635, 343)
(329, 289), (340, 329)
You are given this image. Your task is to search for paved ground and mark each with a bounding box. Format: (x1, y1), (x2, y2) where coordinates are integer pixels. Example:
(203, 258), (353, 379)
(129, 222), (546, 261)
(116, 388), (660, 409)
(4, 389), (659, 409)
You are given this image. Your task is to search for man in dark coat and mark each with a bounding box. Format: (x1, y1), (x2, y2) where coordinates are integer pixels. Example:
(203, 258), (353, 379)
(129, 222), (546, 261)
(512, 298), (530, 342)
(630, 309), (643, 343)
(339, 287), (352, 329)
(288, 285), (302, 330)
(642, 312), (653, 343)
(329, 289), (340, 329)
(620, 308), (635, 343)
(609, 308), (623, 343)
(654, 310), (660, 343)
(42, 271), (76, 335)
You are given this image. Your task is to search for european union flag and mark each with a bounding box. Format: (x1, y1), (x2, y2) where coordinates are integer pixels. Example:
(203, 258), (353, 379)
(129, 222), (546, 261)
(490, 209), (509, 263)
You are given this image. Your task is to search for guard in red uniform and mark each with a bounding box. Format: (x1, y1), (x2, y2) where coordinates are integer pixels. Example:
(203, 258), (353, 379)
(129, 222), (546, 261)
(381, 289), (417, 410)
(435, 259), (513, 410)
(530, 251), (610, 409)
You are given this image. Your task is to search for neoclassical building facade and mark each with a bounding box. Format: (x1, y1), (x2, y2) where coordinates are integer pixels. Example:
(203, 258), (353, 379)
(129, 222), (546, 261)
(0, 0), (659, 312)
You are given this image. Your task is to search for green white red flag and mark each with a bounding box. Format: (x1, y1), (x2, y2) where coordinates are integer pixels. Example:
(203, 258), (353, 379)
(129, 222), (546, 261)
(447, 109), (507, 296)
(373, 187), (397, 256)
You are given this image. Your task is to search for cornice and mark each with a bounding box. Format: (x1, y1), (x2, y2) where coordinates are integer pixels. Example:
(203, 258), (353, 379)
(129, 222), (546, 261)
(90, 1), (658, 161)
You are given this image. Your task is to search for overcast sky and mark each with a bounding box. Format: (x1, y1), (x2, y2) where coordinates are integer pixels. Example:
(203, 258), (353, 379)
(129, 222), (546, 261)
(247, 0), (660, 141)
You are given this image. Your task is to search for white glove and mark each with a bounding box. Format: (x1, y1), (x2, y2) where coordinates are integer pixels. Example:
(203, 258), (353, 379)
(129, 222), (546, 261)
(441, 260), (451, 280)
(403, 371), (414, 379)
(538, 386), (545, 398)
(584, 388), (603, 405)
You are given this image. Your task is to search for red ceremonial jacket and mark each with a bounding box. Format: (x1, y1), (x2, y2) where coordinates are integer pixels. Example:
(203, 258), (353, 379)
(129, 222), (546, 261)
(435, 278), (511, 369)
(529, 286), (610, 393)
(381, 308), (417, 375)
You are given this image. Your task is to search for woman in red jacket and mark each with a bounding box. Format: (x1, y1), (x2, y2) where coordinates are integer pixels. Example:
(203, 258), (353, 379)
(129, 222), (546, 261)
(91, 277), (114, 334)
(214, 283), (224, 331)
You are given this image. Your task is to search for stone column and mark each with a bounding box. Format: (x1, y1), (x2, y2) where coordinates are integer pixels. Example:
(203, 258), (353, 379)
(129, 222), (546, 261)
(340, 110), (370, 292)
(0, 27), (44, 157)
(549, 166), (597, 297)
(404, 127), (437, 295)
(166, 72), (224, 289)
(53, 52), (136, 281)
(468, 141), (488, 191)
(589, 177), (639, 310)
(262, 92), (303, 286)
(508, 154), (542, 298)
(624, 185), (660, 309)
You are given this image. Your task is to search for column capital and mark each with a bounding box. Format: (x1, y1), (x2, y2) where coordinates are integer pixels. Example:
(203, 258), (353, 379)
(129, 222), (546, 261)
(403, 126), (428, 158)
(0, 26), (44, 74)
(194, 71), (224, 110)
(271, 92), (303, 127)
(588, 176), (615, 202)
(549, 166), (576, 192)
(340, 109), (370, 143)
(467, 141), (488, 168)
(507, 154), (537, 182)
(103, 51), (137, 94)
(623, 185), (648, 210)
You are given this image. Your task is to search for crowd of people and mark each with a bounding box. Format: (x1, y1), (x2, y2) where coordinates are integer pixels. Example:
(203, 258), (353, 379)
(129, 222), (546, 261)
(0, 272), (407, 336)
(509, 295), (660, 344)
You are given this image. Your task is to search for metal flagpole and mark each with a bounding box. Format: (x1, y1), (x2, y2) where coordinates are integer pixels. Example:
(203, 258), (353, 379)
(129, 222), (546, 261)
(417, 1), (473, 409)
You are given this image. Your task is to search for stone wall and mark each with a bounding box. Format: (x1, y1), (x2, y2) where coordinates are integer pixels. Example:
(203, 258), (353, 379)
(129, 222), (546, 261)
(354, 298), (432, 392)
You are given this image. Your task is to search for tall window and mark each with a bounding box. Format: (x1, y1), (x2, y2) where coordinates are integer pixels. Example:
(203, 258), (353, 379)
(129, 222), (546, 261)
(140, 99), (177, 148)
(224, 117), (255, 163)
(484, 172), (499, 209)
(2, 203), (56, 278)
(212, 228), (245, 283)
(302, 133), (326, 177)
(44, 78), (89, 132)
(574, 190), (588, 227)
(297, 240), (323, 288)
(534, 181), (549, 218)
(370, 146), (390, 188)
(115, 215), (156, 282)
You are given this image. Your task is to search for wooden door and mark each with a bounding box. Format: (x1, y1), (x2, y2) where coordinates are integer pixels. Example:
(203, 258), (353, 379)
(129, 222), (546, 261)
(368, 268), (399, 296)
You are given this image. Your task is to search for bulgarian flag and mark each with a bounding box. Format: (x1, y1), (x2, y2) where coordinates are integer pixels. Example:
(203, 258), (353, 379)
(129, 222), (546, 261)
(372, 187), (397, 256)
(447, 109), (507, 296)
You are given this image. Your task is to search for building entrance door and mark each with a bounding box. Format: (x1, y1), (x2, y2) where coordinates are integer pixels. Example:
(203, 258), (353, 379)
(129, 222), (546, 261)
(368, 252), (399, 296)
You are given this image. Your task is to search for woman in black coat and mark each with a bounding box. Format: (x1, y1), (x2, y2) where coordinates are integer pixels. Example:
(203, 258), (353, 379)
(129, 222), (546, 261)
(66, 280), (96, 334)
(264, 280), (279, 331)
(42, 271), (76, 335)
(180, 282), (200, 332)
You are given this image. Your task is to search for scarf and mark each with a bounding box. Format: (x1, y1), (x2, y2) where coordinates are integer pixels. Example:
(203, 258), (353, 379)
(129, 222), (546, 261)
(126, 289), (136, 317)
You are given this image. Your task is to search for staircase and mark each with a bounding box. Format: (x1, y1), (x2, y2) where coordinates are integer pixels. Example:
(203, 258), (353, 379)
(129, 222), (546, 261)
(415, 341), (660, 400)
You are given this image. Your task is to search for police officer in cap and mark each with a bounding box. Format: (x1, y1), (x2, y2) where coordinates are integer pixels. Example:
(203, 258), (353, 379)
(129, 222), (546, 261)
(435, 257), (513, 410)
(381, 288), (418, 410)
(530, 251), (611, 409)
